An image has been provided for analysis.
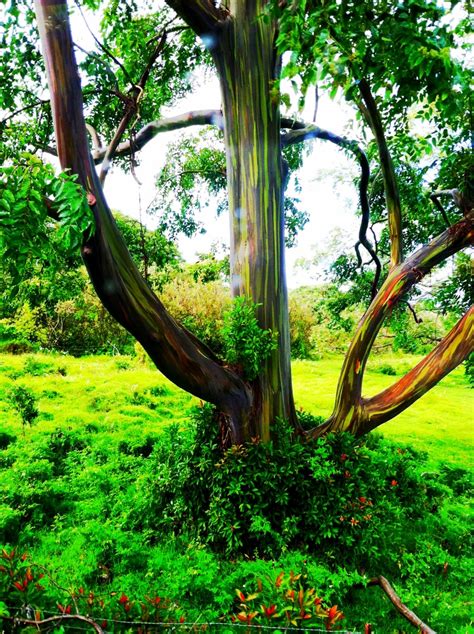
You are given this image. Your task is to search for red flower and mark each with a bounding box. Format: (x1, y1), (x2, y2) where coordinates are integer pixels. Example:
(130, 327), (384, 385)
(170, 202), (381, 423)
(326, 605), (344, 630)
(344, 470), (351, 479)
(13, 581), (25, 592)
(146, 595), (161, 606)
(57, 603), (71, 615)
(119, 592), (129, 605)
(262, 604), (277, 618)
(236, 611), (257, 624)
(179, 616), (185, 623)
(391, 479), (398, 487)
(359, 496), (367, 504)
(340, 454), (348, 462)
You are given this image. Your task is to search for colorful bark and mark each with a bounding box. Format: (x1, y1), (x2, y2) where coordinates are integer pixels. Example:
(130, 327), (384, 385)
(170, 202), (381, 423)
(35, 0), (472, 446)
(358, 79), (403, 268)
(34, 0), (252, 440)
(310, 214), (474, 438)
(211, 0), (296, 440)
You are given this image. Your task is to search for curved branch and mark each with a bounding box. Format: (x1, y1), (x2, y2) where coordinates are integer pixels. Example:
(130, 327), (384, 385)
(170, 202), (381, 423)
(282, 121), (381, 296)
(363, 306), (473, 429)
(164, 0), (227, 36)
(430, 191), (452, 228)
(35, 0), (252, 441)
(308, 213), (474, 437)
(358, 79), (402, 268)
(91, 110), (223, 163)
(5, 614), (104, 634)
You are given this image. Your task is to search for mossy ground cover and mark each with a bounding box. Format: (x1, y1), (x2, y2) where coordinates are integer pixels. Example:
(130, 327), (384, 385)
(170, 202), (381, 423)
(0, 352), (472, 632)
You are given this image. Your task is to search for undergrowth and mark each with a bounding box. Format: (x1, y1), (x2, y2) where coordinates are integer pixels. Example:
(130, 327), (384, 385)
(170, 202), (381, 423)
(0, 398), (472, 632)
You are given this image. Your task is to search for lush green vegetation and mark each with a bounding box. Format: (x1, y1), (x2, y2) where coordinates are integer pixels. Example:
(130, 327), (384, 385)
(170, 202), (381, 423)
(0, 352), (472, 632)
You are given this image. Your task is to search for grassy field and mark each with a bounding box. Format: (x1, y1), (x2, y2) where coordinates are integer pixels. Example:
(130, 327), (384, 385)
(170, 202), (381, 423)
(0, 351), (472, 467)
(0, 351), (472, 632)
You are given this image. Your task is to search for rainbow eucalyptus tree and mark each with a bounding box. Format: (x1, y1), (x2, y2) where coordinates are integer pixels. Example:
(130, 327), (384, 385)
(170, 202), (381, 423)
(1, 0), (472, 444)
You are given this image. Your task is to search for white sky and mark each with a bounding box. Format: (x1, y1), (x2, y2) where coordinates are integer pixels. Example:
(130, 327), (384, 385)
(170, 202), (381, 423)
(69, 8), (363, 287)
(101, 70), (362, 287)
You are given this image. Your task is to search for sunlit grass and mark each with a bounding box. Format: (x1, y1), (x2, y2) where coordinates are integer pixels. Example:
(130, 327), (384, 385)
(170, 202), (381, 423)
(1, 351), (472, 467)
(292, 354), (473, 468)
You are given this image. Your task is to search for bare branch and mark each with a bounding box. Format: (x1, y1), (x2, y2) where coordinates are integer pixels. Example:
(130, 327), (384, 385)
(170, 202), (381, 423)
(360, 577), (437, 634)
(358, 78), (403, 268)
(406, 301), (423, 324)
(4, 614), (104, 634)
(282, 121), (381, 296)
(0, 98), (49, 125)
(92, 110), (223, 162)
(99, 32), (168, 184)
(86, 124), (103, 154)
(73, 0), (134, 86)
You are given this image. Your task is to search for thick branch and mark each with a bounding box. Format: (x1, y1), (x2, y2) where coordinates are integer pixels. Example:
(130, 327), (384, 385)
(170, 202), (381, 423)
(358, 79), (402, 268)
(308, 213), (473, 437)
(34, 0), (251, 440)
(91, 110), (223, 162)
(164, 0), (226, 36)
(282, 122), (381, 295)
(363, 306), (473, 429)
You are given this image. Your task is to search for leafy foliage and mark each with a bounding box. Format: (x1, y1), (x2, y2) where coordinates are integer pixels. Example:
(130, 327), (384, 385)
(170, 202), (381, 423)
(8, 384), (39, 431)
(0, 352), (471, 631)
(222, 297), (278, 380)
(0, 154), (94, 278)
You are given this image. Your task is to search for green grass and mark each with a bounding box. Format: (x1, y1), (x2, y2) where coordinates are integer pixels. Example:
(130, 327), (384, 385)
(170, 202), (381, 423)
(0, 351), (472, 632)
(0, 352), (195, 442)
(292, 354), (473, 468)
(1, 351), (472, 467)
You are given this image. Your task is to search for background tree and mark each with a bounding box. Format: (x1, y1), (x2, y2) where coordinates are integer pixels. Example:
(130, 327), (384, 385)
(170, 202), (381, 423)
(0, 0), (472, 444)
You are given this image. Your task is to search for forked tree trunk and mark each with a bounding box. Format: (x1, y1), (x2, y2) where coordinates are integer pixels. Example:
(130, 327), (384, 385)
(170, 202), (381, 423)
(35, 0), (473, 448)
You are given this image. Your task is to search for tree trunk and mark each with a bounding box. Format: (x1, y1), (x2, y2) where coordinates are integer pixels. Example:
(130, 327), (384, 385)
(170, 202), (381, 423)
(212, 1), (297, 441)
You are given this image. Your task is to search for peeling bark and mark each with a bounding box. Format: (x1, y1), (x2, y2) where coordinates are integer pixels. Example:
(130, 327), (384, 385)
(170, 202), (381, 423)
(310, 214), (474, 438)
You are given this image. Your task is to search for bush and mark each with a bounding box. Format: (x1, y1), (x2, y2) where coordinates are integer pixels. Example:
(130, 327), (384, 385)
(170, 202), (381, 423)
(127, 406), (445, 570)
(160, 275), (230, 355)
(8, 384), (39, 430)
(222, 297), (277, 380)
(375, 363), (397, 376)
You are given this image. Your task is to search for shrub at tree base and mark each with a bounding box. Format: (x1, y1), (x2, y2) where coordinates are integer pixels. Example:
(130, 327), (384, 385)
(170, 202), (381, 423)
(0, 405), (472, 630)
(121, 407), (470, 567)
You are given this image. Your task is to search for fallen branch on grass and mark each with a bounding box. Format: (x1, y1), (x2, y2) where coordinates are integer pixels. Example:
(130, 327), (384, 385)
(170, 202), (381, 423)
(359, 576), (436, 634)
